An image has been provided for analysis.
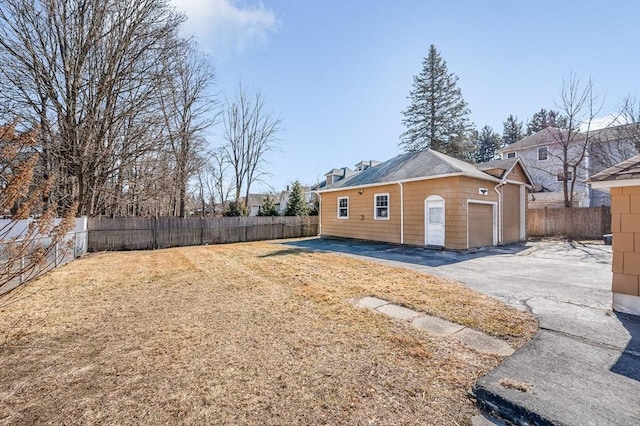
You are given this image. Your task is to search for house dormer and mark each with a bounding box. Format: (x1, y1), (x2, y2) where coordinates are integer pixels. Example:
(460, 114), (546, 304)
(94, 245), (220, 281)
(354, 160), (381, 172)
(324, 167), (354, 185)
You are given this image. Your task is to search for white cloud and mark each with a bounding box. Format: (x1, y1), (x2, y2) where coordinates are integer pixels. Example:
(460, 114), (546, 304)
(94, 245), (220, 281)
(171, 0), (280, 56)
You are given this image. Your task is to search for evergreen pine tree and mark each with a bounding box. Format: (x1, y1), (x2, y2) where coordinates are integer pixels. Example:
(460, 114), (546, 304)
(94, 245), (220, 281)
(400, 44), (474, 160)
(284, 181), (307, 216)
(257, 195), (279, 216)
(223, 201), (247, 217)
(502, 114), (524, 146)
(474, 126), (502, 163)
(526, 108), (568, 135)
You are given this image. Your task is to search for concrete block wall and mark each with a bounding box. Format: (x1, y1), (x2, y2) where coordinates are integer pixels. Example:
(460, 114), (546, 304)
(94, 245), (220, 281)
(610, 186), (640, 314)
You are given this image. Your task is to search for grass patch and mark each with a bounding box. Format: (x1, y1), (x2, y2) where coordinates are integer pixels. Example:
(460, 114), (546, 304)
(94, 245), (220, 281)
(0, 241), (536, 424)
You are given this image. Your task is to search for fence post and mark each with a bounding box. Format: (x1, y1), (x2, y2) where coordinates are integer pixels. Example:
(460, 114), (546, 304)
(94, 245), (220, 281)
(544, 206), (548, 237)
(152, 216), (157, 249)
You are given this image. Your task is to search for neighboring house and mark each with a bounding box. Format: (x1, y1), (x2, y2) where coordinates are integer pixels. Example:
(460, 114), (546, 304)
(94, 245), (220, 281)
(275, 185), (314, 215)
(244, 186), (316, 216)
(498, 124), (639, 208)
(245, 194), (270, 216)
(315, 149), (533, 250)
(587, 153), (640, 317)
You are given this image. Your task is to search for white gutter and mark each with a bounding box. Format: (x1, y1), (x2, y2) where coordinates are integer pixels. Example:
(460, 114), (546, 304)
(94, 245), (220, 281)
(589, 178), (640, 191)
(494, 180), (506, 245)
(397, 182), (404, 244)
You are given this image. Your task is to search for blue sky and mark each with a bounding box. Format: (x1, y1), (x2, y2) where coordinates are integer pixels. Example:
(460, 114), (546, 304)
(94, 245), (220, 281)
(171, 0), (640, 193)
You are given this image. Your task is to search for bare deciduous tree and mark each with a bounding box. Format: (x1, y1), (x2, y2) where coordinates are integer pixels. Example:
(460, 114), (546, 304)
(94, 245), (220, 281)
(223, 84), (281, 212)
(590, 95), (640, 170)
(536, 73), (603, 207)
(0, 0), (206, 217)
(159, 44), (218, 217)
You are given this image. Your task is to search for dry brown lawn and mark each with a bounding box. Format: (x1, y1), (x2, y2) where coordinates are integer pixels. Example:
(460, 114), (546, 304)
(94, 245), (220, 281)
(0, 241), (536, 425)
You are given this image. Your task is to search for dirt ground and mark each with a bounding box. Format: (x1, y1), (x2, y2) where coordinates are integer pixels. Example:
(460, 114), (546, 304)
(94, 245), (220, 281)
(0, 241), (536, 425)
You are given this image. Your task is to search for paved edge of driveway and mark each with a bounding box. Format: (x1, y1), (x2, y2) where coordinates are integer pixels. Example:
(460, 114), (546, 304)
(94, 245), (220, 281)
(353, 296), (515, 357)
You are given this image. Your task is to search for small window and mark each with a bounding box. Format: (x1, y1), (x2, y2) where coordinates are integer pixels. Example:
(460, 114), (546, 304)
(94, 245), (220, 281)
(374, 193), (389, 220)
(506, 152), (516, 159)
(556, 171), (573, 182)
(337, 196), (348, 219)
(538, 146), (549, 161)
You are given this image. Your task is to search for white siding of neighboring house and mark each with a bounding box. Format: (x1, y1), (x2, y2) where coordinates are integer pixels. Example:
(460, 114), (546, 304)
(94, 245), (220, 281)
(501, 126), (639, 208)
(508, 143), (590, 207)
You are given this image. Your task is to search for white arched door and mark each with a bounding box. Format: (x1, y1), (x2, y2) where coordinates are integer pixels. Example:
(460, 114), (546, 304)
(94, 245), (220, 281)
(425, 195), (445, 246)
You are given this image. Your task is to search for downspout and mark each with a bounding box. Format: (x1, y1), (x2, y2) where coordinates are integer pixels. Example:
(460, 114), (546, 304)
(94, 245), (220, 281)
(494, 180), (506, 245)
(397, 182), (404, 244)
(317, 193), (322, 236)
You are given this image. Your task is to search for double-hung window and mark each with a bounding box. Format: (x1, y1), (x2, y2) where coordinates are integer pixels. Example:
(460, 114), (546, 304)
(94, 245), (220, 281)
(374, 194), (389, 220)
(337, 197), (348, 219)
(538, 146), (549, 161)
(556, 171), (573, 182)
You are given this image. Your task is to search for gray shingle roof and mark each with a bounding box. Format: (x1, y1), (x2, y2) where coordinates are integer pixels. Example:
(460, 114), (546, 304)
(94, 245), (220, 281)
(476, 158), (520, 173)
(499, 128), (574, 152)
(587, 153), (640, 182)
(319, 149), (500, 191)
(500, 123), (639, 153)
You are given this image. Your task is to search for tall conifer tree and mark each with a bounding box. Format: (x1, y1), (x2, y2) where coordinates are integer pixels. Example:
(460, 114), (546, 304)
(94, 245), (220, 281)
(284, 180), (307, 216)
(502, 115), (524, 146)
(400, 44), (474, 160)
(474, 126), (501, 163)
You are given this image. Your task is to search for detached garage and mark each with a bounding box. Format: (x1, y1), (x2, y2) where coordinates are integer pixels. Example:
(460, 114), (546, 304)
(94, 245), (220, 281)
(316, 149), (532, 250)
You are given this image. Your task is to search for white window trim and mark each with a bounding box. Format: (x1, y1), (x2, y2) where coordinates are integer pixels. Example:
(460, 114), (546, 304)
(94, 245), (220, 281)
(537, 146), (549, 161)
(337, 196), (349, 219)
(556, 171), (573, 182)
(374, 193), (390, 220)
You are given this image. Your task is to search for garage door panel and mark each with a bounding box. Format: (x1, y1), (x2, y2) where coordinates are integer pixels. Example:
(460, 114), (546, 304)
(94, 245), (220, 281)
(468, 203), (493, 248)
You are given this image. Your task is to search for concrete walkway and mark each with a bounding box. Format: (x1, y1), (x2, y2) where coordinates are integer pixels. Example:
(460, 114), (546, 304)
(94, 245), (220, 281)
(284, 238), (640, 426)
(353, 296), (514, 356)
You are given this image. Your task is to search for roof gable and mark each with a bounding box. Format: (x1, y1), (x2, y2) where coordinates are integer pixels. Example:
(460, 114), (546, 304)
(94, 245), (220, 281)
(476, 158), (533, 186)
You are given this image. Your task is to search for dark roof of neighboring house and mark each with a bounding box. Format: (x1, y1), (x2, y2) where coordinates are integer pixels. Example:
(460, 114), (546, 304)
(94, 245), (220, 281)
(245, 194), (269, 206)
(587, 153), (640, 182)
(499, 128), (576, 152)
(590, 122), (640, 142)
(318, 149), (502, 191)
(500, 123), (640, 153)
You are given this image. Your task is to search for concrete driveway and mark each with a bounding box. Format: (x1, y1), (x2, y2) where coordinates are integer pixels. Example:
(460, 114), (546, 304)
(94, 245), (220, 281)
(284, 238), (640, 426)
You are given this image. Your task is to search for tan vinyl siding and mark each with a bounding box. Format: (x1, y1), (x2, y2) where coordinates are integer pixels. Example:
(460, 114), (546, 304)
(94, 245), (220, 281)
(502, 183), (521, 243)
(320, 175), (503, 250)
(507, 163), (529, 183)
(402, 176), (499, 250)
(320, 184), (401, 244)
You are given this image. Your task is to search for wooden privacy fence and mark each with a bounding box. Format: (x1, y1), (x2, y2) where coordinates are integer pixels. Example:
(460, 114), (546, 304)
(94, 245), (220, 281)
(527, 206), (611, 239)
(88, 216), (319, 252)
